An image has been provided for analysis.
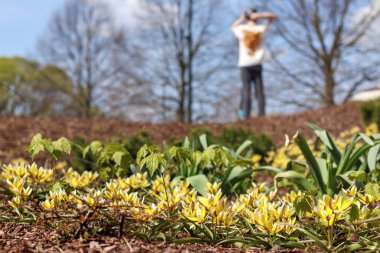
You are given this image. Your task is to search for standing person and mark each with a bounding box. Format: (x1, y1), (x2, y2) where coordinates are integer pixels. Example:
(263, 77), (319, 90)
(231, 9), (276, 119)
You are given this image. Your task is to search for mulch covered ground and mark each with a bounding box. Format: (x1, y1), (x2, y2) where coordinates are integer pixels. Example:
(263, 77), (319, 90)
(0, 223), (309, 253)
(0, 104), (354, 252)
(0, 102), (365, 163)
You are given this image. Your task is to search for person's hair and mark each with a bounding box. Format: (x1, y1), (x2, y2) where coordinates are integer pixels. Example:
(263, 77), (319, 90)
(245, 8), (258, 19)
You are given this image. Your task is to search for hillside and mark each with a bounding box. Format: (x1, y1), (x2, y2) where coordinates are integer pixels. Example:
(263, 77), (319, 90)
(0, 102), (364, 162)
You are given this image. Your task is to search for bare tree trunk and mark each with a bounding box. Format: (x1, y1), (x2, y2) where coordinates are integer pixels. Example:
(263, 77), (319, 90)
(186, 0), (194, 123)
(178, 64), (186, 123)
(324, 64), (335, 106)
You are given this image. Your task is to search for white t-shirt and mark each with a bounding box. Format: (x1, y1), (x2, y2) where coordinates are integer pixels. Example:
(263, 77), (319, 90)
(233, 24), (267, 67)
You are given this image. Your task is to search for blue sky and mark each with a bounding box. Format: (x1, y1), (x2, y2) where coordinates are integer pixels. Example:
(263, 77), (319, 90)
(0, 0), (66, 57)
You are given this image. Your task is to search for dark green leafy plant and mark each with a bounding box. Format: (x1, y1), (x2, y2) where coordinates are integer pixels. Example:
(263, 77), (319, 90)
(275, 124), (380, 195)
(360, 98), (380, 127)
(217, 126), (274, 157)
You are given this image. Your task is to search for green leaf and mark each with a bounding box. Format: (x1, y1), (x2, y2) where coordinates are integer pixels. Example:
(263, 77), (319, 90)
(316, 158), (328, 186)
(187, 174), (208, 196)
(202, 224), (214, 241)
(98, 167), (112, 182)
(53, 137), (71, 154)
(200, 148), (215, 168)
(307, 123), (342, 164)
(136, 145), (159, 165)
(279, 242), (306, 248)
(216, 238), (250, 246)
(255, 166), (282, 173)
(359, 133), (375, 146)
(112, 151), (132, 170)
(165, 146), (193, 164)
(294, 132), (326, 194)
(83, 141), (103, 158)
(199, 134), (208, 150)
(235, 140), (252, 156)
(297, 228), (328, 251)
(275, 171), (316, 191)
(368, 144), (380, 171)
(349, 204), (360, 222)
(336, 135), (365, 174)
(148, 220), (171, 239)
(294, 195), (313, 216)
(225, 167), (254, 187)
(174, 238), (206, 244)
(347, 171), (367, 182)
(226, 166), (244, 181)
(140, 153), (167, 175)
(365, 183), (380, 199)
(26, 134), (45, 160)
(336, 242), (369, 252)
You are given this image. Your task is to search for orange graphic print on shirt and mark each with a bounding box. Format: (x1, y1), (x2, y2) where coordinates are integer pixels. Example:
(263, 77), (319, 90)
(242, 30), (263, 56)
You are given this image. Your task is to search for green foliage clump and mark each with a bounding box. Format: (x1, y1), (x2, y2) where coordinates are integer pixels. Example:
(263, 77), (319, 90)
(122, 131), (153, 158)
(360, 98), (380, 127)
(177, 126), (274, 157)
(217, 126), (274, 156)
(180, 128), (216, 150)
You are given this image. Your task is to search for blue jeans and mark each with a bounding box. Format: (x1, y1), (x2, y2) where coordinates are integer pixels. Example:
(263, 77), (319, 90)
(240, 65), (265, 118)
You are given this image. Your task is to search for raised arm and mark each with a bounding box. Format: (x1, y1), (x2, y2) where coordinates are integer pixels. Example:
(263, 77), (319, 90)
(230, 15), (246, 31)
(255, 12), (277, 20)
(254, 12), (277, 29)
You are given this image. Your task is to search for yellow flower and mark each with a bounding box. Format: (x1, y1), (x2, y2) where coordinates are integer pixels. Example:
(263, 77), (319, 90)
(119, 190), (140, 206)
(365, 123), (378, 136)
(182, 202), (207, 224)
(199, 189), (223, 209)
(284, 191), (302, 204)
(9, 196), (22, 209)
(6, 178), (27, 197)
(183, 189), (197, 204)
(2, 163), (28, 180)
(251, 154), (262, 164)
(125, 172), (150, 189)
(83, 195), (96, 207)
(150, 175), (175, 197)
(251, 154), (262, 169)
(27, 163), (54, 184)
(215, 210), (237, 228)
(131, 203), (163, 221)
(206, 182), (221, 195)
(343, 185), (358, 197)
(314, 194), (353, 227)
(248, 209), (284, 235)
(357, 193), (376, 205)
(41, 199), (55, 211)
(65, 168), (98, 189)
(55, 161), (67, 170)
(283, 218), (297, 235)
(230, 201), (245, 214)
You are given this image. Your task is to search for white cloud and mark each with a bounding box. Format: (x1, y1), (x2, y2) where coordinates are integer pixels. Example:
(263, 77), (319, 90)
(351, 0), (380, 46)
(103, 0), (178, 28)
(103, 0), (145, 28)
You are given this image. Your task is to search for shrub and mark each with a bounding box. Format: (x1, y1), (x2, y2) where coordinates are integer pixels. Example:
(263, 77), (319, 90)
(360, 98), (380, 126)
(122, 131), (153, 159)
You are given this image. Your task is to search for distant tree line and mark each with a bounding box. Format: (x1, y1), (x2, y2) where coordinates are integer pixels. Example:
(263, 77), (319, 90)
(1, 0), (379, 121)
